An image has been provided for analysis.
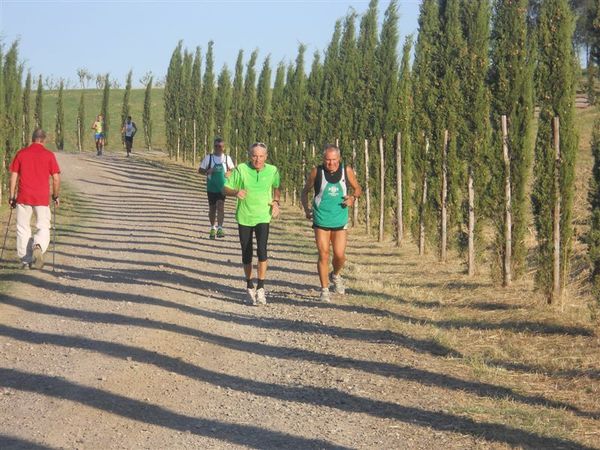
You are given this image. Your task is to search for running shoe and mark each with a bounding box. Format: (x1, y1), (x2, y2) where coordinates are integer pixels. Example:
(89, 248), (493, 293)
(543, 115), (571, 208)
(216, 228), (225, 238)
(245, 288), (257, 306)
(209, 228), (216, 240)
(255, 288), (267, 305)
(31, 244), (44, 269)
(330, 273), (345, 295)
(319, 288), (331, 303)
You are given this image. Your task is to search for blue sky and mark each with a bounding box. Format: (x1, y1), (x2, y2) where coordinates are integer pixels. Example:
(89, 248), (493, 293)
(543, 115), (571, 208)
(0, 0), (421, 88)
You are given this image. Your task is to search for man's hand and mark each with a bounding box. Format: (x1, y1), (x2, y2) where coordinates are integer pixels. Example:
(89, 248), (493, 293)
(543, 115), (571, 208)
(270, 201), (280, 219)
(236, 190), (247, 199)
(206, 167), (214, 176)
(342, 195), (355, 207)
(52, 195), (60, 208)
(225, 170), (232, 178)
(304, 208), (313, 220)
(8, 197), (17, 209)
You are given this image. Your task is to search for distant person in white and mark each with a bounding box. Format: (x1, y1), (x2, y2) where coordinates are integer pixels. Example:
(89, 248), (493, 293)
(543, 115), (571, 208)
(121, 116), (137, 157)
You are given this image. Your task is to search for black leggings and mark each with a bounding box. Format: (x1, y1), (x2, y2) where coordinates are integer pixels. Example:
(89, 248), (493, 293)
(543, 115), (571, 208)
(238, 223), (270, 264)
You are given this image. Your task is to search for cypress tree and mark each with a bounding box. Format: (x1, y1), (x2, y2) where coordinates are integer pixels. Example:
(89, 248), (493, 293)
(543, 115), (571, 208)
(180, 50), (193, 161)
(321, 20), (343, 143)
(240, 50), (258, 147)
(201, 40), (216, 147)
(143, 76), (153, 151)
(0, 45), (4, 201)
(121, 69), (133, 144)
(532, 0), (578, 301)
(2, 42), (23, 201)
(215, 64), (232, 143)
(269, 61), (287, 166)
(462, 0), (492, 275)
(22, 71), (31, 146)
(397, 35), (413, 237)
(588, 118), (600, 303)
(290, 45), (308, 192)
(164, 41), (183, 158)
(305, 51), (324, 163)
(101, 73), (110, 146)
(255, 56), (272, 142)
(489, 0), (535, 282)
(339, 12), (359, 152)
(376, 0), (400, 218)
(191, 47), (202, 160)
(77, 90), (85, 152)
(230, 50), (244, 160)
(356, 0), (379, 140)
(34, 74), (43, 129)
(412, 0), (441, 252)
(55, 80), (64, 150)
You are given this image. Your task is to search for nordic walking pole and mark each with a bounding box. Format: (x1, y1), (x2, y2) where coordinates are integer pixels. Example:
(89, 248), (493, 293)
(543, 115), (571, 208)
(0, 207), (14, 269)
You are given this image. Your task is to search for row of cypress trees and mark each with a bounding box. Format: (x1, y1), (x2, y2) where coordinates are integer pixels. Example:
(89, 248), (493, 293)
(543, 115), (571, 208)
(162, 0), (584, 301)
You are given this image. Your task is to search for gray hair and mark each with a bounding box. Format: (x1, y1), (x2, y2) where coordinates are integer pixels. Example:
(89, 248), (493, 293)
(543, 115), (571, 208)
(248, 142), (268, 156)
(323, 144), (340, 157)
(32, 128), (47, 142)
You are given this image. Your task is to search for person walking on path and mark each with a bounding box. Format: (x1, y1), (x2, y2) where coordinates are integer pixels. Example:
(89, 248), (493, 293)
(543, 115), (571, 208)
(223, 142), (281, 306)
(8, 128), (61, 270)
(198, 138), (235, 239)
(121, 116), (138, 157)
(91, 114), (105, 156)
(301, 144), (362, 302)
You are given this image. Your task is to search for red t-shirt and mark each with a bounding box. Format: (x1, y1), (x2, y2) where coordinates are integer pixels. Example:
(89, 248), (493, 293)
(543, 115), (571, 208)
(9, 143), (61, 206)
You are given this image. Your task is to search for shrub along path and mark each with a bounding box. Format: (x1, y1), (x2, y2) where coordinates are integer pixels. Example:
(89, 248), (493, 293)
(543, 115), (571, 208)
(0, 151), (598, 449)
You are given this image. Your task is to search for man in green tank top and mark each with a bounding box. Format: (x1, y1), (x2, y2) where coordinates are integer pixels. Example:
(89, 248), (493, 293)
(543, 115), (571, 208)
(301, 144), (362, 302)
(198, 138), (235, 239)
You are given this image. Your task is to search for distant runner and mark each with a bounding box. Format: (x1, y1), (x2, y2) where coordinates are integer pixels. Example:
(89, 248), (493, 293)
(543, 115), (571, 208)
(198, 138), (235, 239)
(121, 116), (137, 157)
(301, 144), (362, 302)
(8, 128), (61, 270)
(223, 142), (281, 306)
(91, 114), (105, 156)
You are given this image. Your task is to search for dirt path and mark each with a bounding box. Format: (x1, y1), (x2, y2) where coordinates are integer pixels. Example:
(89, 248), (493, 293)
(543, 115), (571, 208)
(0, 151), (598, 449)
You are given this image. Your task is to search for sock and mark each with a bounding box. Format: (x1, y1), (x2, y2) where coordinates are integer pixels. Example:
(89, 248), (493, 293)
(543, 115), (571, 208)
(257, 279), (265, 290)
(246, 279), (254, 289)
(217, 225), (223, 230)
(211, 225), (217, 230)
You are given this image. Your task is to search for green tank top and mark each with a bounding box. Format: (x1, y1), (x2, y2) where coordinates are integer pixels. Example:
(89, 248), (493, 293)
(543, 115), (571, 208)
(312, 164), (348, 228)
(206, 154), (229, 193)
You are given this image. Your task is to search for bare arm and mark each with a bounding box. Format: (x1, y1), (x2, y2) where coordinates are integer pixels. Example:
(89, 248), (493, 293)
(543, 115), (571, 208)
(52, 173), (61, 206)
(301, 167), (317, 219)
(270, 187), (282, 219)
(9, 172), (18, 201)
(343, 166), (362, 207)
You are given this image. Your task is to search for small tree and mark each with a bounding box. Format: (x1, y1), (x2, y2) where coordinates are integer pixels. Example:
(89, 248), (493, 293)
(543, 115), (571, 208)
(34, 74), (43, 129)
(121, 69), (133, 141)
(77, 90), (85, 152)
(22, 71), (32, 146)
(55, 80), (65, 150)
(215, 65), (232, 143)
(101, 73), (110, 146)
(588, 118), (600, 303)
(143, 76), (153, 151)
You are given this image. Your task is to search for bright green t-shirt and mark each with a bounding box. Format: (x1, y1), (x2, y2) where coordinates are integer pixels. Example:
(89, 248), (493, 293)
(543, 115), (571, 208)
(225, 162), (281, 226)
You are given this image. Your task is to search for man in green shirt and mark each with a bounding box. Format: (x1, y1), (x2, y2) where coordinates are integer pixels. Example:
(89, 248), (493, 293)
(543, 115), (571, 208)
(223, 142), (281, 306)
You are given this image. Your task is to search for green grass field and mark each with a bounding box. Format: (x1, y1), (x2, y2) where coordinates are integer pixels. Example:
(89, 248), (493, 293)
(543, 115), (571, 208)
(37, 88), (165, 152)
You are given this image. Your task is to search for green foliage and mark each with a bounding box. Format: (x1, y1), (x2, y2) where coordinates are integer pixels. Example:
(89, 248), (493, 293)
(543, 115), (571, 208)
(588, 118), (600, 303)
(34, 74), (43, 129)
(398, 35), (413, 228)
(532, 0), (578, 298)
(142, 77), (153, 150)
(164, 41), (183, 157)
(190, 46), (201, 158)
(489, 0), (535, 279)
(55, 80), (64, 150)
(201, 41), (216, 148)
(215, 64), (232, 144)
(255, 56), (272, 142)
(230, 50), (244, 160)
(120, 70), (133, 140)
(240, 50), (258, 148)
(101, 74), (110, 145)
(77, 90), (85, 151)
(22, 71), (31, 146)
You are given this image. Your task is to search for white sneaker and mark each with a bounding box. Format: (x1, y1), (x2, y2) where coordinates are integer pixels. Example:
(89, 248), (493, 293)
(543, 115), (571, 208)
(319, 288), (331, 303)
(245, 288), (257, 306)
(31, 245), (44, 270)
(255, 288), (267, 305)
(330, 273), (345, 294)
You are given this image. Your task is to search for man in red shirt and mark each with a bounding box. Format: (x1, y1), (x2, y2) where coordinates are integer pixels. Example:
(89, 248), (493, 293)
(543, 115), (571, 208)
(8, 128), (61, 269)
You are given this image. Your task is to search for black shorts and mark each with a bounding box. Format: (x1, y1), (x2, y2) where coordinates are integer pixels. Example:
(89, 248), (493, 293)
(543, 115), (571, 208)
(313, 223), (348, 231)
(238, 223), (270, 264)
(125, 136), (133, 143)
(207, 191), (226, 205)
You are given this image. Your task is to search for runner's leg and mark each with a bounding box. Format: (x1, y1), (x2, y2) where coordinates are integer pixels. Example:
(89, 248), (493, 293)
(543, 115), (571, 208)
(314, 227), (332, 288)
(239, 224), (254, 280)
(16, 204), (33, 263)
(255, 223), (269, 281)
(331, 229), (347, 276)
(216, 198), (225, 228)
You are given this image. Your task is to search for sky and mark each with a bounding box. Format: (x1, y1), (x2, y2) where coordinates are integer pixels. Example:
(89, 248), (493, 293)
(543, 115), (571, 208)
(0, 0), (421, 88)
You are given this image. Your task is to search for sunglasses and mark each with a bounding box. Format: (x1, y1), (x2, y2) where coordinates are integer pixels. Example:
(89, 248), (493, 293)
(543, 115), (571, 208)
(252, 142), (267, 149)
